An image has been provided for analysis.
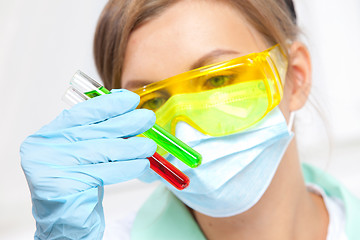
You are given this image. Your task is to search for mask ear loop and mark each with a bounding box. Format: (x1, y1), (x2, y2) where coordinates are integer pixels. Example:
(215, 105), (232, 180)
(288, 112), (295, 132)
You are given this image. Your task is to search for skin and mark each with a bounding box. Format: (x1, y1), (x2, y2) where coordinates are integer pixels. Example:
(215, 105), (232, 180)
(121, 1), (328, 239)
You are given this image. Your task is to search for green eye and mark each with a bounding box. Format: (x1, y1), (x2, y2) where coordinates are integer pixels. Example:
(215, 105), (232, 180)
(140, 97), (166, 111)
(205, 75), (233, 89)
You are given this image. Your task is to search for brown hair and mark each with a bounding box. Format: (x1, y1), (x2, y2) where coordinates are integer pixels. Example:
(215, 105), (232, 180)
(94, 0), (299, 89)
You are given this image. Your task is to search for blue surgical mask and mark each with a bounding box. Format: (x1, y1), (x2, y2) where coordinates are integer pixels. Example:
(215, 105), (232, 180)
(140, 107), (294, 217)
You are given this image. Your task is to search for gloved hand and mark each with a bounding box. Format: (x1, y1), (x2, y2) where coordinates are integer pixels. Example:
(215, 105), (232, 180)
(20, 89), (156, 240)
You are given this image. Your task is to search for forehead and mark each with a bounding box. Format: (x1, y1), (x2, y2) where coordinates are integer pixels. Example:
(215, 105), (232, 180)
(121, 0), (267, 88)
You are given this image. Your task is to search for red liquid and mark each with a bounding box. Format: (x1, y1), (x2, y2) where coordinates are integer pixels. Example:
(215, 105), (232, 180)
(148, 152), (190, 190)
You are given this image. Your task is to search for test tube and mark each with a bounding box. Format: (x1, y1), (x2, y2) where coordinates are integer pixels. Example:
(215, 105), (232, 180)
(70, 70), (202, 168)
(148, 152), (189, 190)
(63, 71), (191, 190)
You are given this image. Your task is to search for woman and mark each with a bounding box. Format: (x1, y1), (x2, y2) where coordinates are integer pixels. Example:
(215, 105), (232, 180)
(21, 0), (360, 239)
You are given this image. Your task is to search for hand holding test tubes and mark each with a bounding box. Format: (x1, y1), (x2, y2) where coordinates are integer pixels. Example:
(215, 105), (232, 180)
(21, 84), (162, 239)
(63, 70), (202, 190)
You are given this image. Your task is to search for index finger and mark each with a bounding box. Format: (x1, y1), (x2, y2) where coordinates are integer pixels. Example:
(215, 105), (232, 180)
(39, 89), (140, 132)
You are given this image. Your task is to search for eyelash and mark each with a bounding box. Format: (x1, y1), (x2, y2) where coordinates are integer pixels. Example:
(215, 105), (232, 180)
(202, 74), (236, 90)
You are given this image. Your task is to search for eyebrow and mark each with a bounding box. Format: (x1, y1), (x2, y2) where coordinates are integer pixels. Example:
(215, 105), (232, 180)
(124, 49), (241, 90)
(190, 49), (241, 70)
(124, 79), (156, 90)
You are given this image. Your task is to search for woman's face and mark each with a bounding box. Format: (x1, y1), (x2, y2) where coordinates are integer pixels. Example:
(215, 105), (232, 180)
(120, 0), (312, 217)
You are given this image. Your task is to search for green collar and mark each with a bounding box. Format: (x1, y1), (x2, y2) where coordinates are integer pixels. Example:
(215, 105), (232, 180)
(131, 163), (360, 240)
(131, 185), (205, 240)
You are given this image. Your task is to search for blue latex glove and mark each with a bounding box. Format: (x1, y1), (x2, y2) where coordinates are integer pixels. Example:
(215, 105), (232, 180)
(20, 89), (156, 239)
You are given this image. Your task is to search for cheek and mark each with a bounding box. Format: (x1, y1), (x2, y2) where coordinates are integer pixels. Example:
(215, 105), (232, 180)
(278, 75), (293, 121)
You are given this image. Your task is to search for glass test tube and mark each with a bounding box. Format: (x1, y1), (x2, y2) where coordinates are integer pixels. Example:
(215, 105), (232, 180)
(63, 70), (190, 190)
(143, 126), (201, 168)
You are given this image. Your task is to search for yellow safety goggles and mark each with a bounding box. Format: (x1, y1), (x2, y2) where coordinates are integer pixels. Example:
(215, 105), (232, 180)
(133, 44), (288, 137)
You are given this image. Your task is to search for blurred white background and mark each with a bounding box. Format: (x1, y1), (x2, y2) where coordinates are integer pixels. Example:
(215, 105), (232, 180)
(0, 0), (359, 239)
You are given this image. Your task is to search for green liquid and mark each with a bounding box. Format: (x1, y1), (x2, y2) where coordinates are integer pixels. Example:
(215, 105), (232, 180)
(84, 86), (111, 98)
(143, 124), (201, 168)
(84, 86), (202, 168)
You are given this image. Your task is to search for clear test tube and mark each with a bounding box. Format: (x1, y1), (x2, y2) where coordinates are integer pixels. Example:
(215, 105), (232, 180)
(63, 71), (191, 190)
